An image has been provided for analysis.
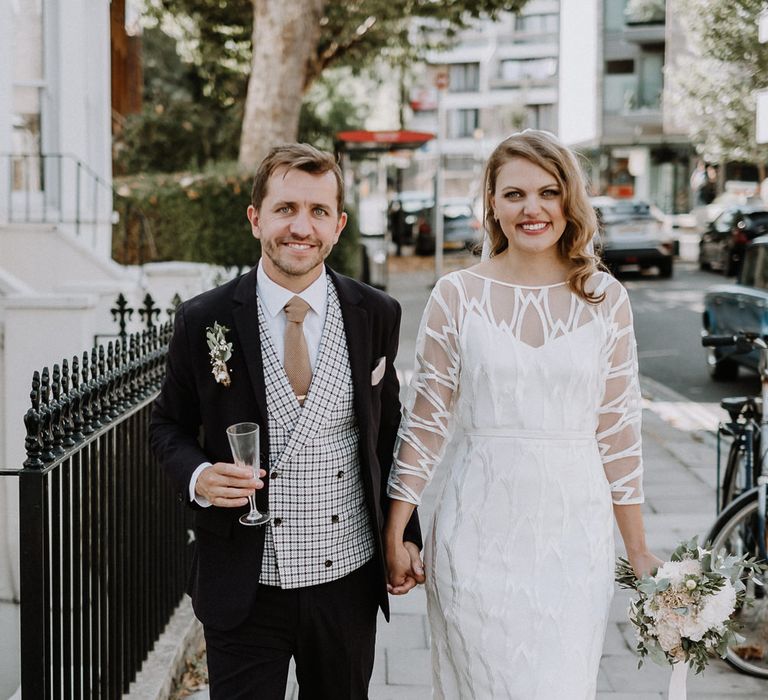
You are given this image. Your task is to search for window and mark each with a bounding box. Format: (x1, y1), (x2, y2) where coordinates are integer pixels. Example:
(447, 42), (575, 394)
(604, 61), (637, 113)
(606, 60), (635, 74)
(514, 13), (558, 34)
(498, 57), (557, 83)
(526, 104), (555, 132)
(444, 155), (476, 172)
(449, 63), (480, 92)
(447, 109), (479, 138)
(638, 51), (663, 109)
(604, 0), (630, 31)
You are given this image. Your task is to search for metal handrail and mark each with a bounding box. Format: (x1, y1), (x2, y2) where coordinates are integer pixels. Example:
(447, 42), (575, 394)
(1, 151), (156, 262)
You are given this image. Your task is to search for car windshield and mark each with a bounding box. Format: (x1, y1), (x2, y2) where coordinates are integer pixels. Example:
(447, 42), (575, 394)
(600, 200), (651, 221)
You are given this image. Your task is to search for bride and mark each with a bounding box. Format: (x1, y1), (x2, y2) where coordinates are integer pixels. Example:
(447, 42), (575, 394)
(384, 130), (661, 698)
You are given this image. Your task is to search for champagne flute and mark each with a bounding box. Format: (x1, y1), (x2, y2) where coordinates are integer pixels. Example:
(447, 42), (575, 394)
(226, 422), (270, 526)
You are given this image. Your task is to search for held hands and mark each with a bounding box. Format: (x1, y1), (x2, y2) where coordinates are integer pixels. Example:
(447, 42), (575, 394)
(195, 462), (266, 508)
(386, 540), (426, 595)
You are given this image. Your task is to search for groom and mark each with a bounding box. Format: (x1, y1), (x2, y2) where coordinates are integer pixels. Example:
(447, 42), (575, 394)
(150, 143), (424, 699)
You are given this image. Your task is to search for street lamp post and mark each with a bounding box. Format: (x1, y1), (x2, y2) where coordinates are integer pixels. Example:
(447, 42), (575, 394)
(434, 69), (448, 283)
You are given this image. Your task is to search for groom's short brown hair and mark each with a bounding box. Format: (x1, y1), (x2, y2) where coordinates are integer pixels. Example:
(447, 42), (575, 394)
(251, 143), (345, 216)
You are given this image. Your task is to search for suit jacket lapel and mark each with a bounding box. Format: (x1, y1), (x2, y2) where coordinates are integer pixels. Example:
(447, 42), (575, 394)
(231, 268), (268, 425)
(329, 270), (371, 442)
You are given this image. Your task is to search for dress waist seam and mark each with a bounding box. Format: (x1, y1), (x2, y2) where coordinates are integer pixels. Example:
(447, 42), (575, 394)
(464, 428), (596, 442)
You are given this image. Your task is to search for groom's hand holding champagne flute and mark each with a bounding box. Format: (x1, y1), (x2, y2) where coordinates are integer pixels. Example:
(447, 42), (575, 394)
(194, 461), (266, 508)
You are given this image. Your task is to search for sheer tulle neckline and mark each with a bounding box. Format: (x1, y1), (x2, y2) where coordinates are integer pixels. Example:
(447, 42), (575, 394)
(463, 269), (568, 289)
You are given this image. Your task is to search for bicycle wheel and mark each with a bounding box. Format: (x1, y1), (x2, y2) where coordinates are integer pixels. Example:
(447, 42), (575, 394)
(707, 489), (768, 678)
(721, 433), (760, 511)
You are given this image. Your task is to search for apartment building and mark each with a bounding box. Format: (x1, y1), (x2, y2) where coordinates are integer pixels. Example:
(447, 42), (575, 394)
(559, 0), (694, 214)
(406, 1), (560, 198)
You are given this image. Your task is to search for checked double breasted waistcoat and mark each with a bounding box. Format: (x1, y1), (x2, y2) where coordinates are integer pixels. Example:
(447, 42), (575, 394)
(257, 277), (375, 587)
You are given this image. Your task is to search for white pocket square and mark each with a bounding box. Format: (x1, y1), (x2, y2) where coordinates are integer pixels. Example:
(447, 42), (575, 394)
(371, 356), (386, 386)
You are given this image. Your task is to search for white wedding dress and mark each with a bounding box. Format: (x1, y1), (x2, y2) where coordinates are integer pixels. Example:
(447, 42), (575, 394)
(388, 269), (644, 699)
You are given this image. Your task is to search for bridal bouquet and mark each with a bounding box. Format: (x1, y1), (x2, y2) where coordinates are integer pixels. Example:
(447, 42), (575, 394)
(615, 538), (766, 674)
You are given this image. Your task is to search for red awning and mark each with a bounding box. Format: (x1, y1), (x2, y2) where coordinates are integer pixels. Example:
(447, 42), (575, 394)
(335, 130), (435, 154)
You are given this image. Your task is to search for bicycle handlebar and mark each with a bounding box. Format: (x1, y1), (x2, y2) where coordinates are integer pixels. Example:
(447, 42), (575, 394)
(702, 333), (768, 353)
(702, 335), (738, 347)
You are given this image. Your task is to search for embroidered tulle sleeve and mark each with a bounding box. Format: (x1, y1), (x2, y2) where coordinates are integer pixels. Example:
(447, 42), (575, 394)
(597, 283), (644, 505)
(387, 277), (462, 506)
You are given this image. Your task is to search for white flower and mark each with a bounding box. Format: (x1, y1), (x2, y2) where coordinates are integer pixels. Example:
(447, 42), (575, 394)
(655, 618), (682, 653)
(685, 579), (697, 591)
(206, 322), (233, 387)
(698, 581), (737, 632)
(655, 558), (702, 586)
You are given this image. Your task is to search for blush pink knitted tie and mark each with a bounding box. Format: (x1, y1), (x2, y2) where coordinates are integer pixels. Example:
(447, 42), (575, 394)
(283, 296), (312, 405)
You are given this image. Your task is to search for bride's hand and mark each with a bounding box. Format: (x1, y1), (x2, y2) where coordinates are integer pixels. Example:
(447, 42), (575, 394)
(386, 541), (425, 595)
(628, 549), (663, 579)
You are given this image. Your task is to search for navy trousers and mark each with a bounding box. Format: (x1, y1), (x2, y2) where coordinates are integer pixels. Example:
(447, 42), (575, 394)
(203, 560), (379, 699)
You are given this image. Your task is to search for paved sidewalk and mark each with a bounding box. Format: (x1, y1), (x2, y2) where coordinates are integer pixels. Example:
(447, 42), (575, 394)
(190, 259), (768, 699)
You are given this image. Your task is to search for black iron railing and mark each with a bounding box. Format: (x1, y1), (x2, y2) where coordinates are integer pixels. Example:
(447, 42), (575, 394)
(0, 323), (193, 699)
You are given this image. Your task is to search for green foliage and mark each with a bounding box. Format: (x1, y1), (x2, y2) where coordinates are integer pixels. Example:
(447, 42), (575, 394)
(114, 25), (245, 174)
(666, 0), (768, 164)
(150, 0), (530, 83)
(298, 71), (370, 151)
(113, 168), (361, 276)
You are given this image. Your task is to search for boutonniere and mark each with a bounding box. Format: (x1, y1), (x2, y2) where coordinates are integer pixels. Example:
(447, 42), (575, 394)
(206, 322), (233, 387)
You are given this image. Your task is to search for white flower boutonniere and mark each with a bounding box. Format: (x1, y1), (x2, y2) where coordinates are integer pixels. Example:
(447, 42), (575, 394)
(206, 322), (233, 387)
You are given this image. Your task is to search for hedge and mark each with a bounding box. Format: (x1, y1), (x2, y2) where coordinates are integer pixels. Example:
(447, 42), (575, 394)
(112, 168), (362, 278)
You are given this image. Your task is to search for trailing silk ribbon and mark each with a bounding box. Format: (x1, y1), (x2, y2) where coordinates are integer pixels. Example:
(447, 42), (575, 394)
(668, 661), (687, 700)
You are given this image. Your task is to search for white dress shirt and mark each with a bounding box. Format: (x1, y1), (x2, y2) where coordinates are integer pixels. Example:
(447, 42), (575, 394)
(189, 262), (329, 505)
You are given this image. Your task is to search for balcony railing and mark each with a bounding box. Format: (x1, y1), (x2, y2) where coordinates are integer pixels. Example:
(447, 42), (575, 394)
(0, 324), (193, 699)
(0, 152), (154, 263)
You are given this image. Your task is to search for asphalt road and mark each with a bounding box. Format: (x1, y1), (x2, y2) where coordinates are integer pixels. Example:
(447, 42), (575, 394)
(624, 260), (759, 403)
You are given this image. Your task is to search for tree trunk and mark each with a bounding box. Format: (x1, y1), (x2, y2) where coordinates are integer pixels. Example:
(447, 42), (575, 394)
(238, 0), (326, 172)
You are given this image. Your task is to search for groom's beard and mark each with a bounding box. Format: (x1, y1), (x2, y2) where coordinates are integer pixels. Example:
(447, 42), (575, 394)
(261, 236), (333, 278)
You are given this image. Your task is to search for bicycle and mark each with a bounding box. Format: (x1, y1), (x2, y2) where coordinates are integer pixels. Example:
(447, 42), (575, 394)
(701, 331), (768, 678)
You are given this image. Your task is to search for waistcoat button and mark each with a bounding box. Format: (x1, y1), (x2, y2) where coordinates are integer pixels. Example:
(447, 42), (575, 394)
(324, 559), (333, 568)
(273, 517), (283, 526)
(331, 515), (339, 523)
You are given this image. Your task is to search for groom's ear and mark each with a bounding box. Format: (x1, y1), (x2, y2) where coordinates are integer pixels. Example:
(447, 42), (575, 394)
(247, 205), (261, 239)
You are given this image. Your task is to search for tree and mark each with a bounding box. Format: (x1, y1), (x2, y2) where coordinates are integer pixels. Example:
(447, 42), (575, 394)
(114, 25), (245, 173)
(666, 0), (768, 173)
(151, 0), (530, 171)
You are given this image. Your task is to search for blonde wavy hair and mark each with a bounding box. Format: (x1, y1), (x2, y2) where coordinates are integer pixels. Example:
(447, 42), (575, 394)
(482, 129), (604, 304)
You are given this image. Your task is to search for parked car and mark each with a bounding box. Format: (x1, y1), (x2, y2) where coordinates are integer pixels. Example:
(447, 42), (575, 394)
(698, 205), (768, 276)
(414, 197), (482, 255)
(691, 182), (762, 231)
(591, 197), (675, 278)
(388, 190), (433, 249)
(702, 236), (768, 380)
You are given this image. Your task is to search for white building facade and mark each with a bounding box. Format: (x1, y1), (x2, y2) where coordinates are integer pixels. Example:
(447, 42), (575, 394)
(0, 0), (214, 617)
(558, 0), (694, 213)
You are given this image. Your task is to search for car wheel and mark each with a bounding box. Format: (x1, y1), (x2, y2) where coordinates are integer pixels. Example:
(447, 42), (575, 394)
(658, 258), (673, 278)
(707, 348), (739, 381)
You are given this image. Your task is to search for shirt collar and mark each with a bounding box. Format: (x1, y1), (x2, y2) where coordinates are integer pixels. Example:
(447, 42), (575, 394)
(256, 259), (327, 318)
